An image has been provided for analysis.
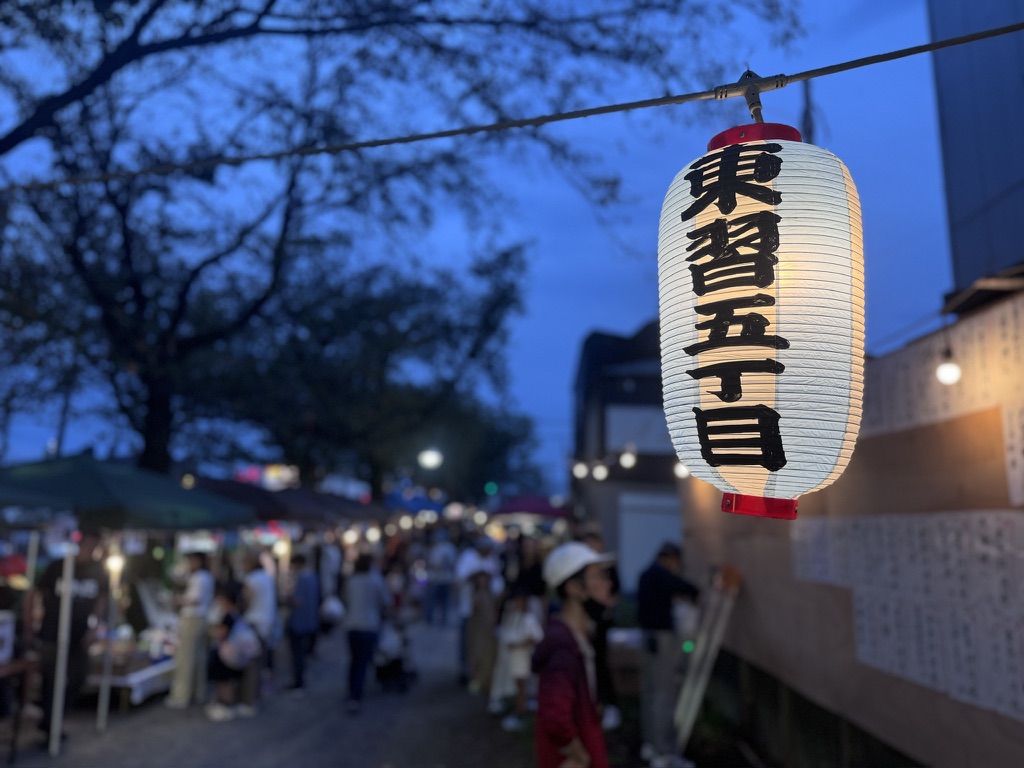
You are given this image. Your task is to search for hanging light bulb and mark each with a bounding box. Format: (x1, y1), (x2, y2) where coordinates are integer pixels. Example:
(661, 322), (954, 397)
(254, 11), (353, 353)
(936, 347), (962, 385)
(935, 318), (961, 386)
(619, 446), (637, 469)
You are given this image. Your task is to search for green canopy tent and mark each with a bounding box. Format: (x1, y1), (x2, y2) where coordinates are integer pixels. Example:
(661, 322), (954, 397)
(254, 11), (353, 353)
(0, 453), (255, 530)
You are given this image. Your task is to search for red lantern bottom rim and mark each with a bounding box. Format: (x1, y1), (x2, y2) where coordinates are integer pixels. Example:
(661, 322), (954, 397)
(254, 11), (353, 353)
(721, 492), (798, 520)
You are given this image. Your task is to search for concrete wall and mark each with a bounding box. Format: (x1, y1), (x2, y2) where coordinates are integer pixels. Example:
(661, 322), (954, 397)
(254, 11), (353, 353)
(677, 293), (1024, 768)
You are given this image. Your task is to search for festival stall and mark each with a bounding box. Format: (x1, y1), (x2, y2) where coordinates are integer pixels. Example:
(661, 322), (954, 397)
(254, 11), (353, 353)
(0, 453), (255, 754)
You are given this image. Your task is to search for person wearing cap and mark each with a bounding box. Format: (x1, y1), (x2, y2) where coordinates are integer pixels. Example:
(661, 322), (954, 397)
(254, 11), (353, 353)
(637, 541), (700, 768)
(531, 541), (614, 768)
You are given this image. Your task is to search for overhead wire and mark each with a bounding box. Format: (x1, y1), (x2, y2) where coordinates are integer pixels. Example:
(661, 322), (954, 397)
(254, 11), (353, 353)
(3, 18), (1023, 193)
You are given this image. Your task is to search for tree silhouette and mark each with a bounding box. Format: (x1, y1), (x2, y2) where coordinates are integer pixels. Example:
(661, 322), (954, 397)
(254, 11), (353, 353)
(0, 0), (800, 480)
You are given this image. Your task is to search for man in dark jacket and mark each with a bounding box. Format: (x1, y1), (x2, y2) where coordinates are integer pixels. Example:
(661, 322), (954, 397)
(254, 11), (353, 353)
(637, 541), (700, 768)
(532, 542), (614, 768)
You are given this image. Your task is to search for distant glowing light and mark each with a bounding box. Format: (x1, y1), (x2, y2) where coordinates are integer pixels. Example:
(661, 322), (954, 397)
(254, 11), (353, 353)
(106, 554), (125, 575)
(572, 462), (589, 479)
(674, 463), (690, 479)
(592, 465), (609, 482)
(418, 448), (444, 470)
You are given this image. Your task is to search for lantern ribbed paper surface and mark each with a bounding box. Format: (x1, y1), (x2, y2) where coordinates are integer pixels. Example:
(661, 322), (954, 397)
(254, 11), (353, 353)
(658, 124), (864, 509)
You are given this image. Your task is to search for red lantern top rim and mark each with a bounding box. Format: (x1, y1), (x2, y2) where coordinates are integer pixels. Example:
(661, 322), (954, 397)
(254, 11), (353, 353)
(707, 123), (802, 151)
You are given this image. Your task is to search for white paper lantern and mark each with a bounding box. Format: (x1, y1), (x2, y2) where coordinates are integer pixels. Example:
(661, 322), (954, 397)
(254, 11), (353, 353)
(658, 123), (864, 519)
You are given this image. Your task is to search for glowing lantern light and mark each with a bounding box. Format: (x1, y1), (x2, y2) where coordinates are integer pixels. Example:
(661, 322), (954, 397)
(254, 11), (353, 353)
(658, 123), (864, 520)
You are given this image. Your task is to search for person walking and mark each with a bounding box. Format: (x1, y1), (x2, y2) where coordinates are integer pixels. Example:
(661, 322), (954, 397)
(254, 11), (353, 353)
(239, 550), (278, 712)
(455, 535), (501, 685)
(581, 530), (622, 731)
(423, 529), (457, 626)
(165, 551), (214, 709)
(343, 552), (390, 714)
(531, 541), (614, 768)
(465, 570), (497, 695)
(285, 553), (319, 691)
(637, 542), (700, 768)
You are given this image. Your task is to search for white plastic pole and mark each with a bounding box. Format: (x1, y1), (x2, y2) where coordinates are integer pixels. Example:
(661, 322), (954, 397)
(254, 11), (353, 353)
(49, 545), (77, 757)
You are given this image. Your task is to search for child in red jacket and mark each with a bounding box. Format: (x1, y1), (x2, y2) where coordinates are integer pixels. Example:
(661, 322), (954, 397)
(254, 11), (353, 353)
(531, 542), (614, 768)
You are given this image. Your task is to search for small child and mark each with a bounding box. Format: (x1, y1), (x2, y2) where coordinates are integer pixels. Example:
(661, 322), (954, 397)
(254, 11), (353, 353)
(499, 585), (544, 732)
(205, 581), (247, 721)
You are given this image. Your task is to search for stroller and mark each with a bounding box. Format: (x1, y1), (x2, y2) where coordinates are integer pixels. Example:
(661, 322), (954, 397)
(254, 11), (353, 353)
(374, 617), (417, 693)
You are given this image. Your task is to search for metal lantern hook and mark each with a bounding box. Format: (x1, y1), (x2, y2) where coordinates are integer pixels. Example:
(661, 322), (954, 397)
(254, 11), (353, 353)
(740, 70), (765, 123)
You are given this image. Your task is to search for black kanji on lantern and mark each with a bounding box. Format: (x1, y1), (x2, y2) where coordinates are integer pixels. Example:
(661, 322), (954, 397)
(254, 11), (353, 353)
(683, 294), (790, 356)
(686, 358), (786, 403)
(686, 211), (781, 296)
(679, 143), (783, 221)
(692, 404), (787, 470)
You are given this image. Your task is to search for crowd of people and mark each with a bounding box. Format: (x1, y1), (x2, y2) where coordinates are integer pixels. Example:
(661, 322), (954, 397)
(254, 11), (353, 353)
(157, 535), (393, 723)
(21, 519), (703, 768)
(419, 523), (703, 768)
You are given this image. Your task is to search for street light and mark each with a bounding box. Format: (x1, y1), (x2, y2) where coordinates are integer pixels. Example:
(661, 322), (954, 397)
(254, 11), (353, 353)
(572, 461), (589, 479)
(418, 448), (444, 470)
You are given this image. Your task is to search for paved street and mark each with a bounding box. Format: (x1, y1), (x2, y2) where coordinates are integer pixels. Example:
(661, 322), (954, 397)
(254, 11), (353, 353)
(9, 622), (537, 768)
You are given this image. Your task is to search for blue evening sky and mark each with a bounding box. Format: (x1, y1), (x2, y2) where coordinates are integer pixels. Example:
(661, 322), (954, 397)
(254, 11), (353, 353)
(6, 0), (959, 495)
(499, 0), (952, 491)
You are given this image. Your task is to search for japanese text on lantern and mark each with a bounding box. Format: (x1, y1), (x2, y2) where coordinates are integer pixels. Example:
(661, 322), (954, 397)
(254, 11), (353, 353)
(680, 142), (788, 472)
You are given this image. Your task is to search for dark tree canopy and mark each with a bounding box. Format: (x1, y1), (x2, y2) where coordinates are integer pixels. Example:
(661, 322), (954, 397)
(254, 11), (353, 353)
(0, 0), (800, 489)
